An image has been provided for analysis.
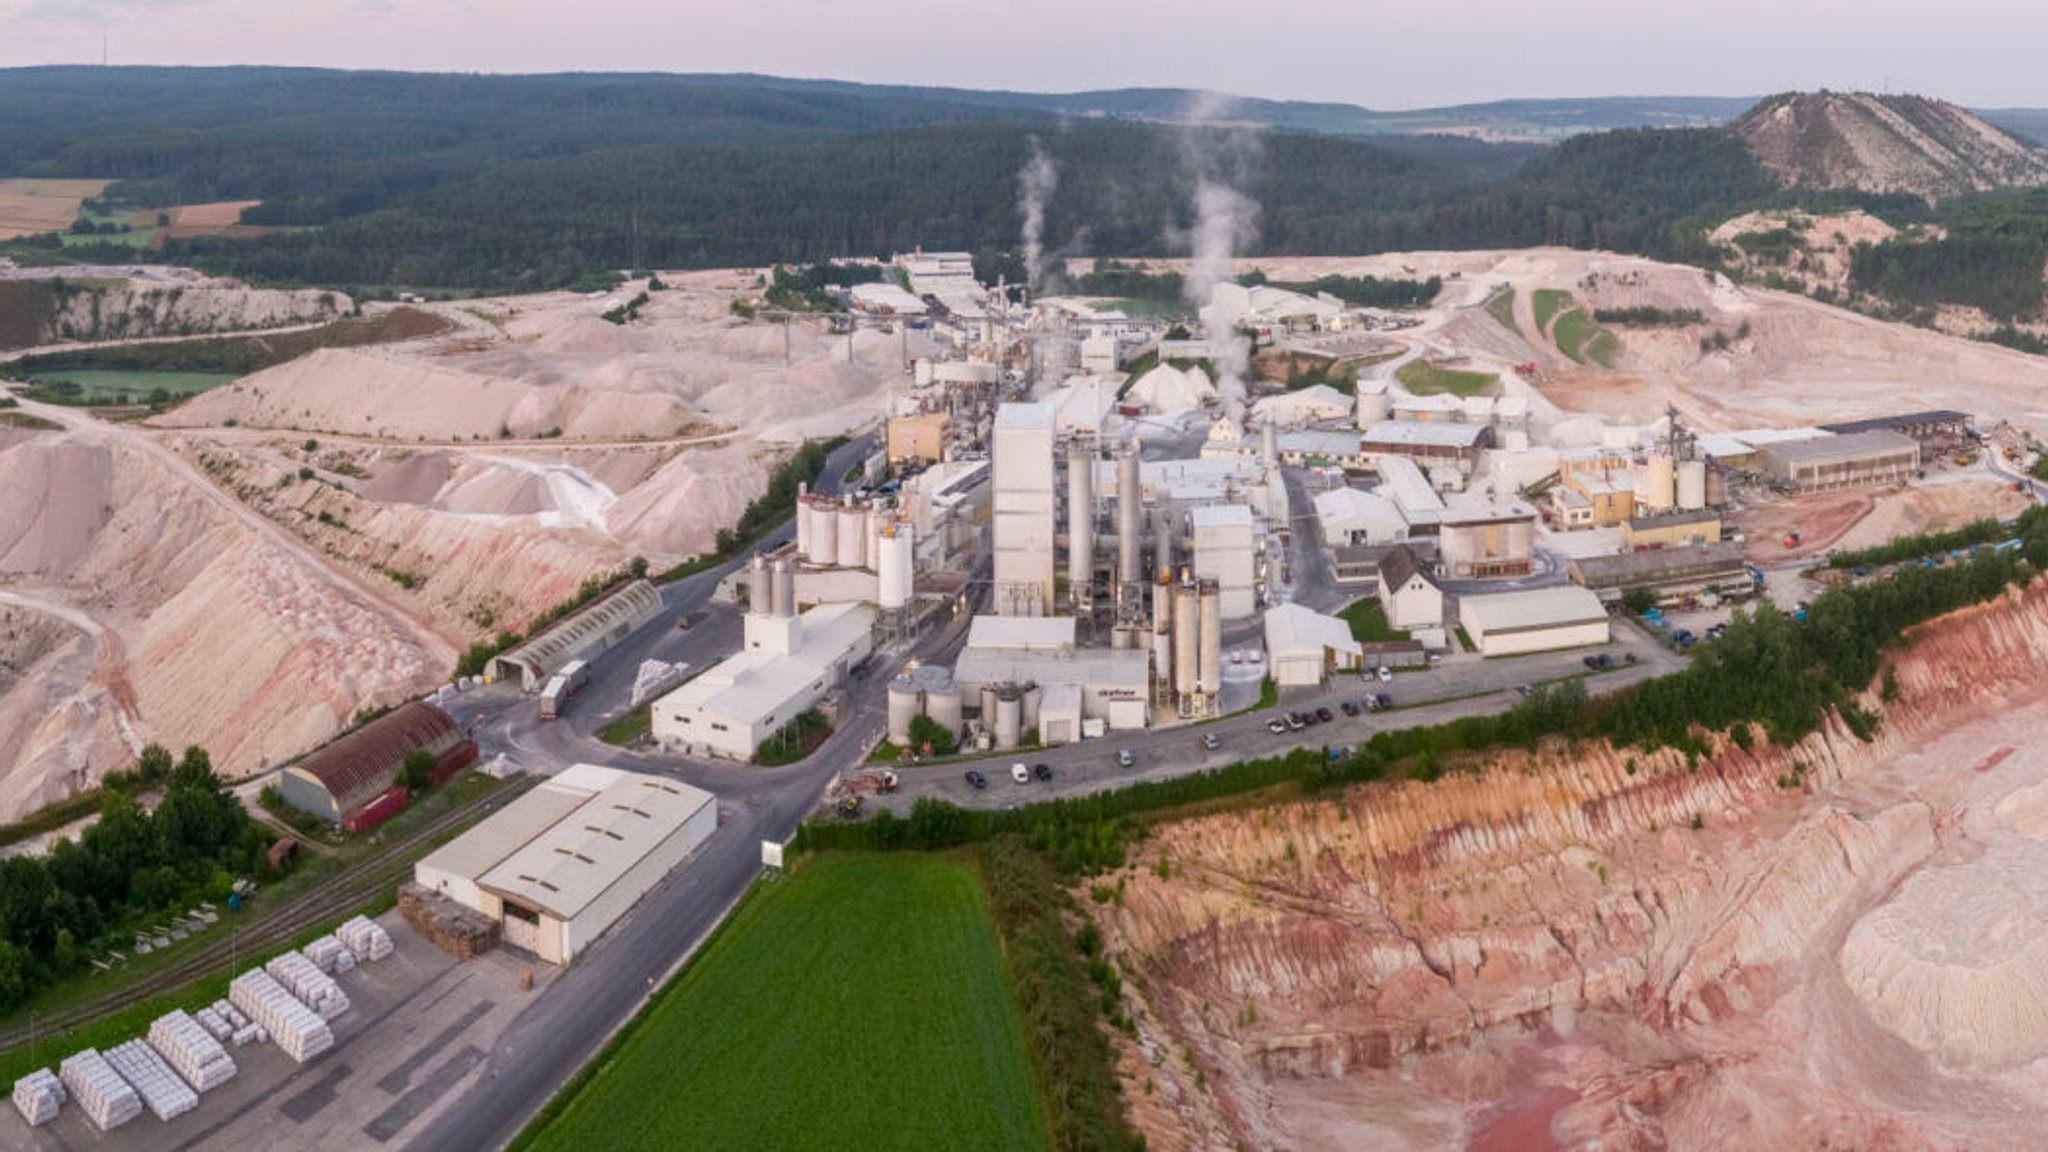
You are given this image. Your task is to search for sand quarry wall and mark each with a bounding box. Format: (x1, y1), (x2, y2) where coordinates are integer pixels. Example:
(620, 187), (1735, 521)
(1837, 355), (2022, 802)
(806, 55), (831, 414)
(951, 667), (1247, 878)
(1101, 579), (2048, 1151)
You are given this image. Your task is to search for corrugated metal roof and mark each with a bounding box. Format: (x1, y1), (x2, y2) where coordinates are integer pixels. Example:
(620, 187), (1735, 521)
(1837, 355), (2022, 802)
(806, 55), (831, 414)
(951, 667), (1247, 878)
(1264, 603), (1361, 659)
(293, 702), (462, 814)
(416, 779), (596, 884)
(498, 580), (664, 682)
(480, 774), (716, 921)
(1462, 586), (1607, 633)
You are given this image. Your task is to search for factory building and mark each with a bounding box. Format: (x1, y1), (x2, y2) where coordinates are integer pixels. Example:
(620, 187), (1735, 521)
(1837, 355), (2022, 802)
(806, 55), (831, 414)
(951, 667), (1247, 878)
(849, 282), (929, 316)
(1460, 587), (1611, 657)
(1361, 421), (1493, 474)
(1374, 456), (1446, 532)
(1045, 375), (1122, 435)
(1315, 487), (1406, 547)
(652, 559), (876, 760)
(1817, 410), (1968, 455)
(1551, 447), (1637, 529)
(1391, 393), (1465, 423)
(1204, 283), (1347, 334)
(275, 702), (476, 825)
(992, 402), (1057, 616)
(413, 764), (716, 966)
(1251, 384), (1353, 429)
(953, 616), (1150, 733)
(1331, 539), (1439, 587)
(1569, 541), (1751, 605)
(1759, 430), (1919, 492)
(1277, 430), (1368, 470)
(488, 580), (665, 692)
(1438, 494), (1537, 579)
(1264, 603), (1364, 687)
(1621, 508), (1723, 551)
(1190, 504), (1259, 619)
(1377, 544), (1444, 631)
(887, 411), (950, 466)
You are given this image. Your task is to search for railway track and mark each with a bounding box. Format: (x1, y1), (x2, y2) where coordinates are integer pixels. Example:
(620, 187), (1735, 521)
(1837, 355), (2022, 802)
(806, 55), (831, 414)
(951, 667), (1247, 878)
(0, 777), (533, 1055)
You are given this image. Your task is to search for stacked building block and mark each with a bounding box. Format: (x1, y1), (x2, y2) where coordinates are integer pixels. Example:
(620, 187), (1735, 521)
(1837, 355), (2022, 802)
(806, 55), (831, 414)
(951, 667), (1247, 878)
(104, 1040), (198, 1122)
(194, 1005), (232, 1041)
(58, 1049), (141, 1132)
(265, 951), (351, 1020)
(147, 1010), (238, 1093)
(229, 969), (334, 1064)
(303, 935), (351, 974)
(338, 915), (394, 962)
(11, 1068), (64, 1126)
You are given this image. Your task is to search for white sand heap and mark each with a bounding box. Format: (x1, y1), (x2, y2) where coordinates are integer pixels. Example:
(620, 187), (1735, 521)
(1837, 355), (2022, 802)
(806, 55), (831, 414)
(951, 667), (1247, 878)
(1126, 363), (1215, 413)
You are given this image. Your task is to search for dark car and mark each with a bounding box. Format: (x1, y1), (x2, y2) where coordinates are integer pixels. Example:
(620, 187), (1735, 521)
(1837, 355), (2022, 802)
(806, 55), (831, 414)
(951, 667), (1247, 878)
(1033, 763), (1053, 782)
(964, 770), (987, 790)
(1315, 707), (1333, 723)
(1341, 701), (1359, 717)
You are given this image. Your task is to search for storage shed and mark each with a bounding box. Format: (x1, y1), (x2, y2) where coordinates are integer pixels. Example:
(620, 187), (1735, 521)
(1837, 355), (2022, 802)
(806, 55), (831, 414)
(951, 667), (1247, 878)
(1264, 603), (1363, 687)
(489, 580), (665, 692)
(275, 702), (473, 824)
(1459, 587), (1610, 657)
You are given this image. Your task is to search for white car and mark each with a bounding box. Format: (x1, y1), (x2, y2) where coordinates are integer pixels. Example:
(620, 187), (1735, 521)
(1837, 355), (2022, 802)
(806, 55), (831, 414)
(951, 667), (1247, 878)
(1376, 666), (1393, 682)
(1010, 762), (1030, 784)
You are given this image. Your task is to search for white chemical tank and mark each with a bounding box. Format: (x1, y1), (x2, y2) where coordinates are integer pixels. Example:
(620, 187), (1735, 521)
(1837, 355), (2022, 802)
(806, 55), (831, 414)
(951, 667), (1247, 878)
(993, 688), (1023, 751)
(795, 486), (812, 556)
(1677, 460), (1707, 511)
(979, 684), (998, 724)
(1022, 685), (1042, 733)
(836, 503), (866, 570)
(1174, 582), (1199, 696)
(770, 560), (794, 619)
(747, 553), (771, 616)
(1356, 382), (1390, 429)
(1645, 454), (1676, 513)
(807, 500), (838, 566)
(1198, 581), (1222, 694)
(1117, 445), (1141, 584)
(877, 523), (914, 610)
(925, 684), (962, 734)
(886, 677), (921, 744)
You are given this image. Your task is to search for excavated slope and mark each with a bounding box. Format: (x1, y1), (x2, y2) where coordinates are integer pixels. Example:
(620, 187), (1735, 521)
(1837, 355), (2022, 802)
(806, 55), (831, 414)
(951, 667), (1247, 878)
(1102, 581), (2048, 1151)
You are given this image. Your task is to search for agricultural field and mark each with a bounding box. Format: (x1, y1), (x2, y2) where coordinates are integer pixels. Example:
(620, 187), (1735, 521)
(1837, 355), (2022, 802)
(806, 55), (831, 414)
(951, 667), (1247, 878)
(1396, 358), (1498, 396)
(21, 368), (239, 404)
(518, 853), (1049, 1152)
(0, 178), (110, 239)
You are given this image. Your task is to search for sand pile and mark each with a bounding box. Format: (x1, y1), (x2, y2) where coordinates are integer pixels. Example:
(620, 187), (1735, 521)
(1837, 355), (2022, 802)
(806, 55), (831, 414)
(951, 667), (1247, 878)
(0, 599), (130, 820)
(0, 435), (115, 575)
(604, 441), (769, 557)
(167, 348), (529, 440)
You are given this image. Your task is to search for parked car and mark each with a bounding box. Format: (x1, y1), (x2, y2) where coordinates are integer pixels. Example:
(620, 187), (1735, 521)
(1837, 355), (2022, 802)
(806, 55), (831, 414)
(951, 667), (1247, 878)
(1376, 666), (1393, 682)
(1374, 693), (1392, 709)
(1116, 749), (1135, 768)
(1010, 763), (1030, 784)
(964, 770), (987, 790)
(1201, 733), (1221, 751)
(1340, 701), (1359, 717)
(1515, 684), (1534, 697)
(1267, 718), (1288, 734)
(1285, 713), (1306, 731)
(1033, 763), (1053, 782)
(1315, 707), (1333, 723)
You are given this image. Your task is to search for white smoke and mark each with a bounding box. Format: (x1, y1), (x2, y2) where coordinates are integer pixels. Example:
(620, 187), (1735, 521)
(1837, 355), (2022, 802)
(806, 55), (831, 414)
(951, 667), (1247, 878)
(1017, 137), (1059, 292)
(1175, 93), (1261, 423)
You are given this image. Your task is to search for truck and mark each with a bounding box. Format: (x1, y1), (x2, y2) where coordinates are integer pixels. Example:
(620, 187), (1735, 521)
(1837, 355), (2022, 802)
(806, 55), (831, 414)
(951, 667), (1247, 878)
(538, 659), (591, 720)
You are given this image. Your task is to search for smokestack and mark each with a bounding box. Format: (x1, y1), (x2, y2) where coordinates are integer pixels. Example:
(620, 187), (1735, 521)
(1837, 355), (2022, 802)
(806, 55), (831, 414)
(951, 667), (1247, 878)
(1067, 440), (1094, 608)
(747, 553), (771, 617)
(1153, 504), (1177, 581)
(1117, 443), (1141, 585)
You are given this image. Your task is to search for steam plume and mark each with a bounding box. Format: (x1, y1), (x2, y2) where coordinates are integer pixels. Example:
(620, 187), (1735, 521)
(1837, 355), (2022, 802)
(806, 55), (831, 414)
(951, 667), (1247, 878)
(1176, 92), (1261, 422)
(1017, 137), (1058, 291)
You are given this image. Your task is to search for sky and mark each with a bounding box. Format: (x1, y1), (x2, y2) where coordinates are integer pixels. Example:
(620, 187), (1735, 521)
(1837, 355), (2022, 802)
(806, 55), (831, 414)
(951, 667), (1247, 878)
(4, 0), (2048, 110)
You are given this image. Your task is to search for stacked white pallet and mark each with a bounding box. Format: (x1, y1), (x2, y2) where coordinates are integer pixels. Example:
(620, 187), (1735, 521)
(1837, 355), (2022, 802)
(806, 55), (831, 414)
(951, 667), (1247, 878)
(58, 1049), (141, 1132)
(265, 951), (350, 1020)
(303, 935), (350, 973)
(230, 1024), (264, 1048)
(147, 1010), (237, 1093)
(228, 969), (334, 1064)
(104, 1040), (198, 1122)
(214, 999), (249, 1030)
(11, 1068), (64, 1127)
(338, 916), (394, 962)
(194, 1005), (232, 1040)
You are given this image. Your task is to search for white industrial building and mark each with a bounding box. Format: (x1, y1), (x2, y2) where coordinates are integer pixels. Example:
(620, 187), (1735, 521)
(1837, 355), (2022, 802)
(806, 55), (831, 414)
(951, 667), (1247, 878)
(1361, 420), (1493, 473)
(1045, 375), (1122, 435)
(1438, 494), (1538, 579)
(652, 560), (876, 760)
(849, 282), (929, 316)
(1204, 282), (1347, 333)
(489, 580), (665, 692)
(1460, 586), (1610, 657)
(1378, 544), (1444, 631)
(1277, 430), (1367, 470)
(1315, 487), (1406, 547)
(1125, 362), (1216, 413)
(1251, 384), (1353, 429)
(1264, 603), (1364, 687)
(992, 402), (1057, 616)
(1189, 504), (1259, 619)
(953, 616), (1149, 734)
(1374, 456), (1446, 532)
(413, 764), (716, 966)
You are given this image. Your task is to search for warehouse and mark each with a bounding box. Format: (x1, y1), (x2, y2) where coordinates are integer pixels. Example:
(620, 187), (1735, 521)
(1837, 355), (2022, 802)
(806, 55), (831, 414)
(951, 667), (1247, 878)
(1817, 410), (1969, 454)
(1251, 384), (1353, 429)
(489, 580), (665, 692)
(1190, 504), (1260, 619)
(1569, 540), (1751, 603)
(1621, 508), (1723, 550)
(275, 702), (474, 824)
(651, 599), (876, 761)
(1264, 603), (1363, 686)
(1373, 456), (1446, 531)
(413, 765), (716, 965)
(1277, 430), (1368, 470)
(1438, 494), (1537, 579)
(1460, 586), (1610, 657)
(1315, 487), (1405, 547)
(1377, 543), (1444, 630)
(1361, 421), (1492, 473)
(1759, 430), (1919, 492)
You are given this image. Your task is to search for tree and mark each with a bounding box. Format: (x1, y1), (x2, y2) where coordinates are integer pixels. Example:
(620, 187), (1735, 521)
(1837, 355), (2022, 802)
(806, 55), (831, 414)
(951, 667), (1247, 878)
(399, 749), (436, 792)
(1621, 586), (1658, 615)
(136, 743), (174, 785)
(906, 797), (969, 850)
(907, 714), (958, 756)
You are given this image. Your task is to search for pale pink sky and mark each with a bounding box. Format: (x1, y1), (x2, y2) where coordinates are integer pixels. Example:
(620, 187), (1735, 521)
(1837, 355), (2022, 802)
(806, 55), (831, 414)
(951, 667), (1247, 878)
(4, 0), (2046, 109)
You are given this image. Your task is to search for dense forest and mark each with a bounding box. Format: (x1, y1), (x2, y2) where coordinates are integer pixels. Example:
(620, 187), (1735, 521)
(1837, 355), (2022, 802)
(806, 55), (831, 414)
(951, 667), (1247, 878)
(1848, 189), (2048, 320)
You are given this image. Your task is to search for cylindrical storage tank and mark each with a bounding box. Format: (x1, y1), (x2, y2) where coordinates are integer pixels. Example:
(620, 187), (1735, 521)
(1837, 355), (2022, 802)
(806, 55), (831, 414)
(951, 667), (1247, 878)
(1630, 465), (1651, 510)
(886, 677), (921, 744)
(1199, 581), (1222, 693)
(1023, 685), (1042, 734)
(1152, 571), (1173, 635)
(1153, 505), (1177, 581)
(771, 560), (795, 619)
(1117, 445), (1142, 584)
(1153, 628), (1173, 692)
(1110, 625), (1131, 650)
(1677, 460), (1707, 511)
(993, 688), (1023, 751)
(837, 503), (866, 569)
(865, 508), (882, 572)
(1645, 455), (1676, 513)
(795, 486), (812, 556)
(1174, 582), (1199, 697)
(1706, 464), (1727, 508)
(1356, 383), (1390, 428)
(808, 500), (838, 566)
(1067, 441), (1095, 602)
(913, 664), (951, 694)
(747, 553), (771, 616)
(979, 684), (998, 725)
(877, 523), (914, 610)
(925, 685), (962, 734)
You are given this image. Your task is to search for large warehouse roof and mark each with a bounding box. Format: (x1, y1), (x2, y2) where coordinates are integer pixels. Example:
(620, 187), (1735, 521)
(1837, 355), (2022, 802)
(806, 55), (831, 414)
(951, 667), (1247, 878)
(1760, 429), (1917, 467)
(967, 615), (1076, 652)
(496, 580), (664, 683)
(1264, 603), (1362, 660)
(1362, 420), (1487, 449)
(1461, 586), (1607, 634)
(416, 770), (601, 884)
(1570, 541), (1748, 589)
(480, 772), (715, 921)
(294, 702), (462, 814)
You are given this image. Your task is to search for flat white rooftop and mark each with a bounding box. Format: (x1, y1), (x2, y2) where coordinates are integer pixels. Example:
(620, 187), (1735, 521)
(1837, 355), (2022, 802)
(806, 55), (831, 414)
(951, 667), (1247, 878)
(966, 615), (1076, 652)
(1189, 503), (1256, 530)
(479, 773), (715, 921)
(1363, 420), (1488, 449)
(995, 400), (1055, 431)
(1462, 586), (1607, 633)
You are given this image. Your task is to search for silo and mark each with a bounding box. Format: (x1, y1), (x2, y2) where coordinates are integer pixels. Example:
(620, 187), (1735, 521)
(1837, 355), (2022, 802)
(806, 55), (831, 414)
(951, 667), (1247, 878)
(1356, 381), (1390, 429)
(877, 523), (914, 610)
(993, 687), (1023, 751)
(747, 553), (771, 616)
(979, 684), (998, 725)
(1198, 580), (1222, 696)
(836, 502), (866, 569)
(1676, 460), (1708, 511)
(863, 506), (881, 571)
(1705, 464), (1727, 508)
(925, 684), (963, 734)
(1022, 685), (1043, 734)
(1645, 454), (1676, 513)
(1174, 581), (1199, 700)
(886, 677), (921, 744)
(795, 484), (812, 556)
(771, 560), (796, 619)
(1067, 440), (1095, 603)
(808, 498), (838, 566)
(1153, 505), (1177, 580)
(1117, 444), (1141, 584)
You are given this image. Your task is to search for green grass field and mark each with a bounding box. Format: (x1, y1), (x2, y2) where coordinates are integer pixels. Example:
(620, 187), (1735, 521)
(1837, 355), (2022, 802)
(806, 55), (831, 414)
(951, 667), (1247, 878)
(1532, 288), (1572, 335)
(518, 854), (1049, 1152)
(1396, 359), (1497, 397)
(25, 368), (237, 401)
(1341, 598), (1410, 643)
(1485, 287), (1518, 332)
(1552, 309), (1618, 366)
